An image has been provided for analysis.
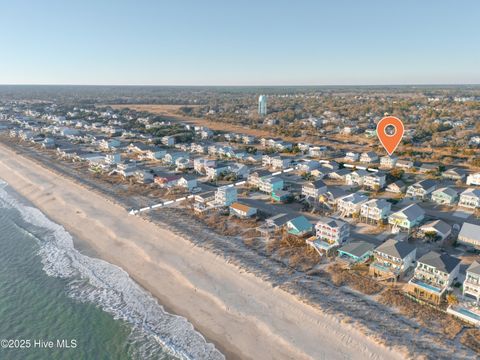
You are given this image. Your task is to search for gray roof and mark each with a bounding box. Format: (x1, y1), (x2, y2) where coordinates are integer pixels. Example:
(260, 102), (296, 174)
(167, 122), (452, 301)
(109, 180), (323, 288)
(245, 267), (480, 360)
(433, 187), (458, 197)
(395, 203), (425, 221)
(416, 179), (437, 190)
(306, 179), (326, 189)
(417, 251), (460, 274)
(458, 222), (480, 241)
(420, 219), (451, 235)
(467, 261), (480, 276)
(375, 239), (416, 259)
(339, 241), (375, 258)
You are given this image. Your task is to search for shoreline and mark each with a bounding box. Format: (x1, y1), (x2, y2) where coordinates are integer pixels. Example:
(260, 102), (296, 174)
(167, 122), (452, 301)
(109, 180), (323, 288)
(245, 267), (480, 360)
(0, 141), (405, 360)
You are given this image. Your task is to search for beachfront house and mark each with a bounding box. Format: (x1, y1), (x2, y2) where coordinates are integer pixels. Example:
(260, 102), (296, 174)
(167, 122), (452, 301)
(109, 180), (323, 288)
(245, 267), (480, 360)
(463, 261), (480, 303)
(380, 155), (398, 169)
(312, 217), (350, 253)
(286, 216), (313, 237)
(337, 241), (375, 265)
(388, 204), (425, 233)
(337, 192), (369, 218)
(466, 173), (480, 186)
(431, 187), (459, 205)
(229, 202), (257, 218)
(458, 188), (480, 209)
(360, 199), (391, 224)
(457, 222), (480, 249)
(419, 220), (452, 242)
(369, 239), (416, 281)
(215, 186), (238, 207)
(406, 251), (460, 305)
(406, 180), (437, 200)
(302, 180), (327, 200)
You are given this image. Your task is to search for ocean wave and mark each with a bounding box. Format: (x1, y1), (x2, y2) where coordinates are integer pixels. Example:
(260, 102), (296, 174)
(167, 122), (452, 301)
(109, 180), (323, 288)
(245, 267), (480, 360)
(0, 185), (224, 360)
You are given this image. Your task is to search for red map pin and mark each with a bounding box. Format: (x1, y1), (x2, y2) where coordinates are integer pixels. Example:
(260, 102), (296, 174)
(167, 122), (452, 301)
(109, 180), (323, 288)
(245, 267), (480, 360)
(376, 116), (404, 156)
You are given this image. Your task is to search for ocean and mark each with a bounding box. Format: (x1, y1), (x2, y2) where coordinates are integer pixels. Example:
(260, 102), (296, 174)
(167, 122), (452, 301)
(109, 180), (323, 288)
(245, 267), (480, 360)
(0, 180), (223, 360)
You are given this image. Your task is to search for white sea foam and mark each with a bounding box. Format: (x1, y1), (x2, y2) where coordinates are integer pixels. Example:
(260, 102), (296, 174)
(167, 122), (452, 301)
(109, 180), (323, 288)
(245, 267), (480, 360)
(0, 185), (224, 360)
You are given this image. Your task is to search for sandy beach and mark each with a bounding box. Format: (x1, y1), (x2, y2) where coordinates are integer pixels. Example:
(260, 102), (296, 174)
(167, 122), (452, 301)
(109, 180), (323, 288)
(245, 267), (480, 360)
(0, 143), (404, 360)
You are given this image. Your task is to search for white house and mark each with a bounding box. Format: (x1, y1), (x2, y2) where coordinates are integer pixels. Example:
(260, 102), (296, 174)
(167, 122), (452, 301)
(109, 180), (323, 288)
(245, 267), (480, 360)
(229, 202), (257, 218)
(458, 188), (480, 209)
(458, 222), (480, 249)
(466, 173), (480, 186)
(215, 186), (238, 206)
(463, 261), (480, 303)
(359, 151), (378, 163)
(406, 179), (437, 200)
(360, 199), (391, 223)
(314, 217), (350, 251)
(407, 251), (460, 305)
(380, 155), (398, 169)
(337, 192), (369, 217)
(302, 180), (327, 199)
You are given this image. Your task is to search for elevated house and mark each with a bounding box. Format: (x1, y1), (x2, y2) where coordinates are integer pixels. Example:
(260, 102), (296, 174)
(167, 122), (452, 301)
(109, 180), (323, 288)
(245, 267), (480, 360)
(418, 163), (439, 174)
(466, 173), (480, 186)
(369, 239), (416, 281)
(337, 241), (375, 265)
(177, 175), (198, 191)
(259, 176), (284, 194)
(311, 217), (350, 254)
(386, 180), (406, 194)
(463, 261), (480, 303)
(205, 162), (231, 180)
(229, 202), (257, 218)
(344, 151), (359, 162)
(360, 198), (391, 224)
(215, 186), (238, 207)
(396, 159), (414, 170)
(363, 172), (386, 190)
(247, 170), (272, 188)
(359, 151), (379, 164)
(286, 216), (313, 237)
(297, 160), (320, 173)
(337, 192), (369, 218)
(302, 180), (327, 200)
(442, 167), (467, 181)
(406, 179), (437, 200)
(406, 251), (460, 305)
(457, 222), (480, 249)
(388, 203), (425, 233)
(419, 220), (452, 242)
(345, 169), (369, 187)
(380, 155), (398, 169)
(458, 188), (480, 209)
(143, 146), (167, 160)
(431, 187), (458, 205)
(271, 156), (292, 170)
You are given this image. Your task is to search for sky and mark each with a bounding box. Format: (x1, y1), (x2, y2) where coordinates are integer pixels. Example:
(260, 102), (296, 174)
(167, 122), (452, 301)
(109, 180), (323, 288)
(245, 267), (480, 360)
(1, 0), (479, 86)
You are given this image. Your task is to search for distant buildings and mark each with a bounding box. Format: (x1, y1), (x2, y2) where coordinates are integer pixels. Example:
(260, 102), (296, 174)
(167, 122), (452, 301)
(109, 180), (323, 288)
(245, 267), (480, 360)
(258, 95), (267, 116)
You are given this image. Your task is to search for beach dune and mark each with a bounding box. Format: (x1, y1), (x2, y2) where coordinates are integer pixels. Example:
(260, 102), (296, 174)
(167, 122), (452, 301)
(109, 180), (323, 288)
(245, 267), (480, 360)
(0, 143), (403, 360)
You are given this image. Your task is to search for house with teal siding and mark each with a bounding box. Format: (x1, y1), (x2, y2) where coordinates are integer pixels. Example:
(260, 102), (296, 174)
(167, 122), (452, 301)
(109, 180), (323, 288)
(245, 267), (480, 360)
(431, 187), (458, 205)
(286, 216), (313, 237)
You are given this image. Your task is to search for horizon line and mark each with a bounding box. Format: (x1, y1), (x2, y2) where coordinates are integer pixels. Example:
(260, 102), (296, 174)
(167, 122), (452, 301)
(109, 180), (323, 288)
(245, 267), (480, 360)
(1, 83), (480, 88)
